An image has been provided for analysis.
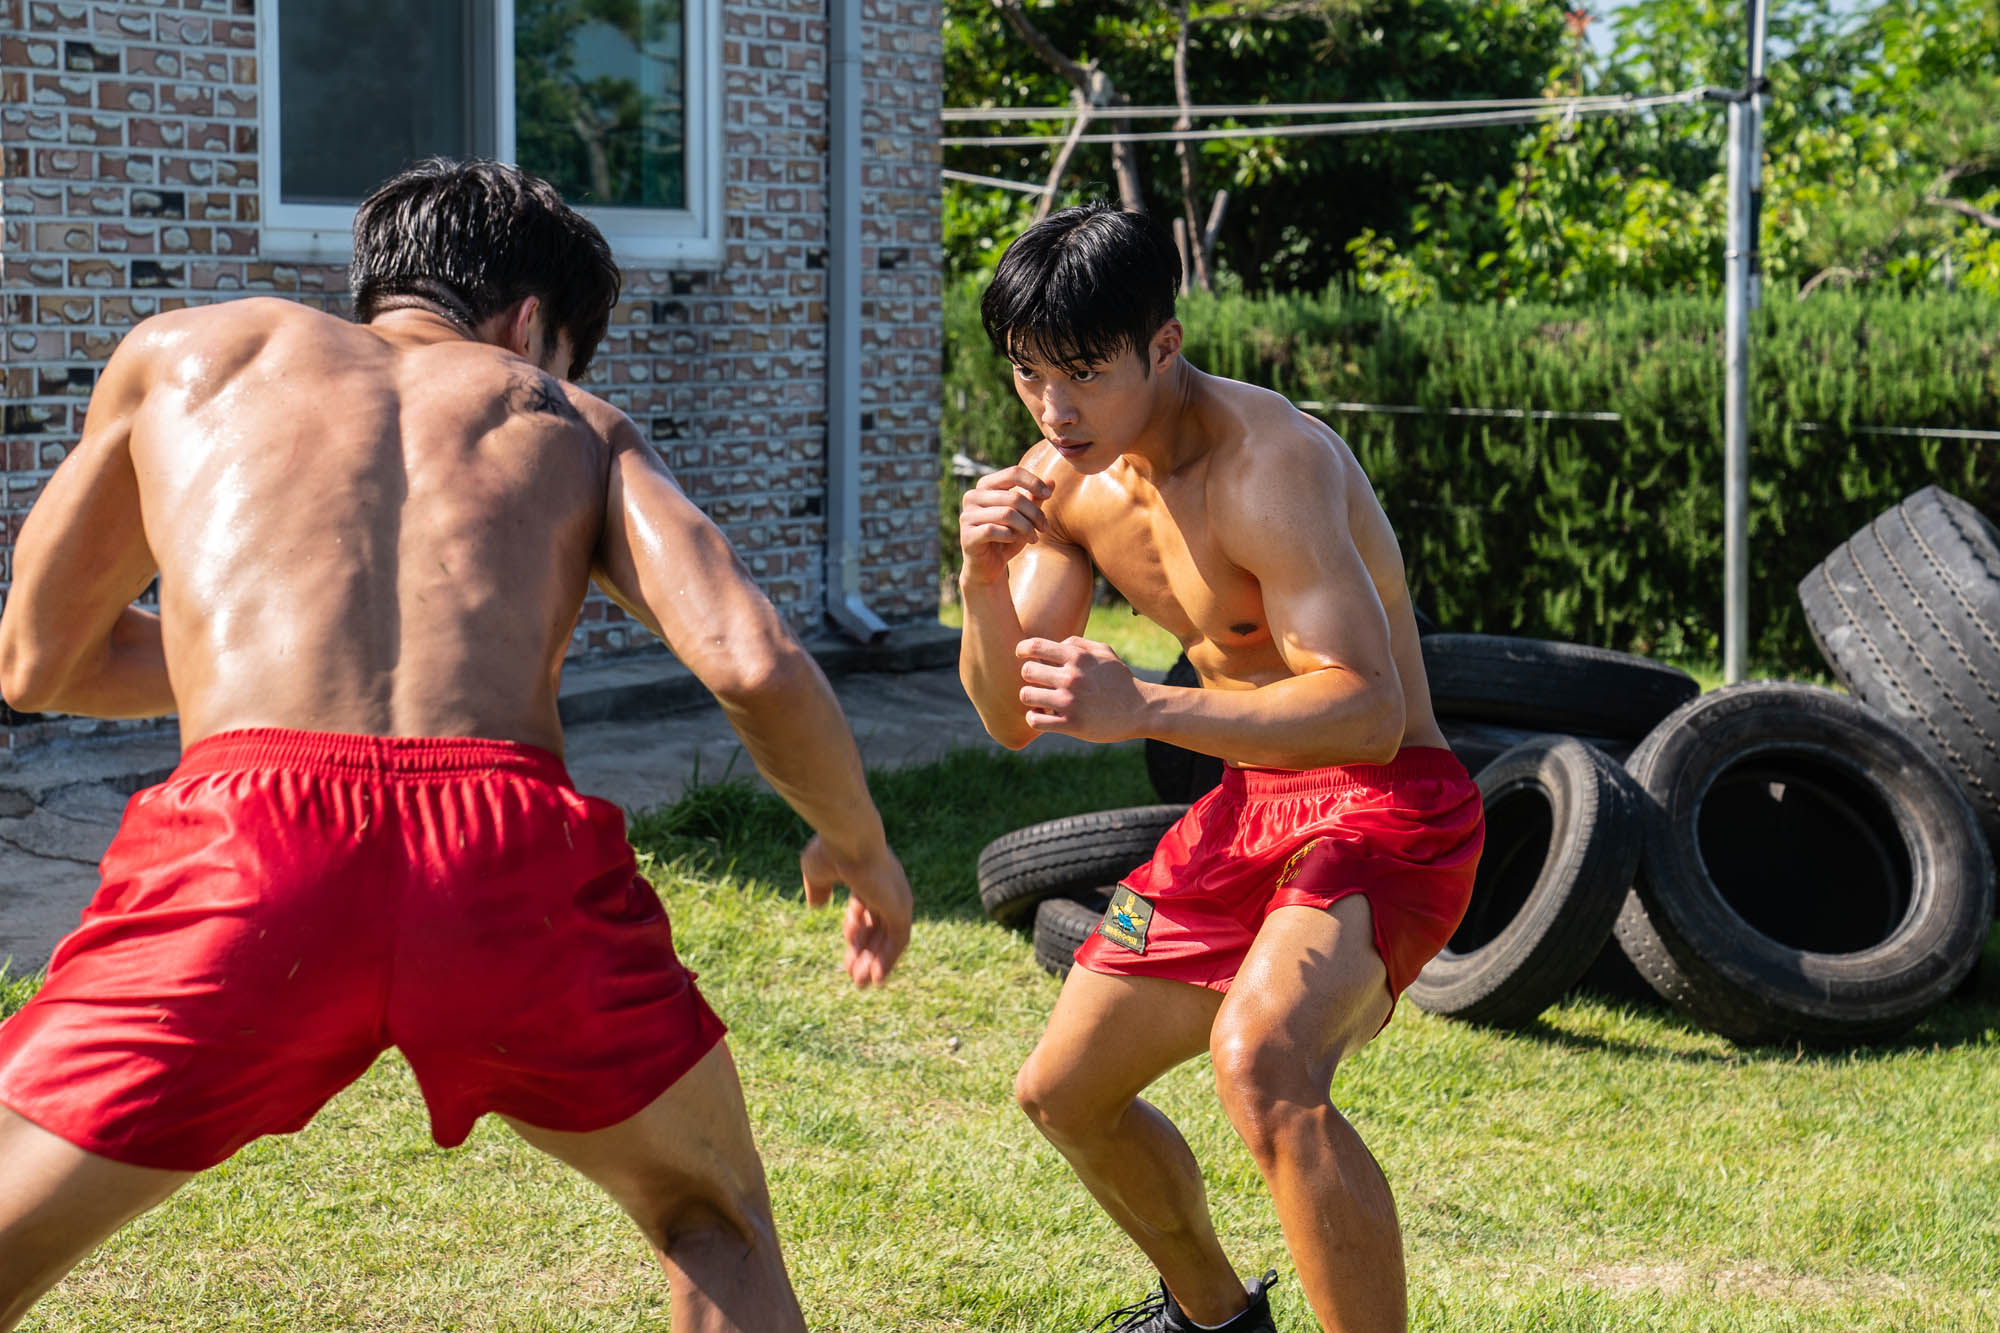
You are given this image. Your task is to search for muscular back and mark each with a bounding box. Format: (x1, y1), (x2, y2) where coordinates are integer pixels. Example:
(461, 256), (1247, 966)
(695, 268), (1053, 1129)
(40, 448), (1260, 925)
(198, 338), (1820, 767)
(63, 299), (608, 752)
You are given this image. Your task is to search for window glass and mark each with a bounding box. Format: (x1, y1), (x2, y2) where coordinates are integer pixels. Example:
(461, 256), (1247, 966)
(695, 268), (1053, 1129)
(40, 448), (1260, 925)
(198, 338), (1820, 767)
(278, 0), (475, 205)
(515, 0), (687, 210)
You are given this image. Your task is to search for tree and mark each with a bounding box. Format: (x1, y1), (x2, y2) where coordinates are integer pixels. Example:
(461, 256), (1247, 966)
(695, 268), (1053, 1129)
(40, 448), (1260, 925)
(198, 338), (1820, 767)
(942, 0), (1572, 287)
(515, 0), (687, 209)
(1345, 0), (2000, 307)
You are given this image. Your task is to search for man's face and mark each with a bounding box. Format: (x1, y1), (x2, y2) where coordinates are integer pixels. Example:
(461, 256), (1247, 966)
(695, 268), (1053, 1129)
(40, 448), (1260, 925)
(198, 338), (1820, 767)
(1007, 327), (1169, 474)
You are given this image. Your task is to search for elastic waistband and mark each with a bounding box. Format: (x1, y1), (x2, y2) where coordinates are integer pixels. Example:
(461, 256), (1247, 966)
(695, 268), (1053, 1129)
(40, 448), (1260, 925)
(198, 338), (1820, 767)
(174, 728), (574, 787)
(1222, 745), (1467, 799)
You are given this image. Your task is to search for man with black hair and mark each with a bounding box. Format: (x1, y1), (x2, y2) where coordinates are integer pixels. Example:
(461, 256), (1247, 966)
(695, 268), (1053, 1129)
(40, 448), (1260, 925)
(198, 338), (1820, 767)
(0, 158), (910, 1332)
(958, 202), (1484, 1333)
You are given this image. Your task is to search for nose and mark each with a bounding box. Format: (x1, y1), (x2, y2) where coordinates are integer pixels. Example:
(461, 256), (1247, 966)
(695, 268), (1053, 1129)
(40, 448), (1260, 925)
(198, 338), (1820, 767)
(1040, 387), (1078, 430)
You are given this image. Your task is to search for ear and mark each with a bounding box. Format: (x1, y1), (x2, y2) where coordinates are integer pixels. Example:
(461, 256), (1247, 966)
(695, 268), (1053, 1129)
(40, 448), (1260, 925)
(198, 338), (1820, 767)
(500, 294), (542, 359)
(1150, 318), (1184, 374)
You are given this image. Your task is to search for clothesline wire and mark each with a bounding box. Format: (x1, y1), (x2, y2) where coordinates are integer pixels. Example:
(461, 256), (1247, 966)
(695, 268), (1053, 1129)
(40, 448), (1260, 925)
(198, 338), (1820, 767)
(941, 93), (1692, 123)
(941, 88), (1713, 150)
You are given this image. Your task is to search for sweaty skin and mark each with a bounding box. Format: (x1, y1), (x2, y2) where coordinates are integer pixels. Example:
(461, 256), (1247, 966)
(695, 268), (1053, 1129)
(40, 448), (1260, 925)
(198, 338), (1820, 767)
(0, 296), (909, 985)
(959, 320), (1454, 1333)
(0, 295), (910, 1333)
(957, 320), (1447, 769)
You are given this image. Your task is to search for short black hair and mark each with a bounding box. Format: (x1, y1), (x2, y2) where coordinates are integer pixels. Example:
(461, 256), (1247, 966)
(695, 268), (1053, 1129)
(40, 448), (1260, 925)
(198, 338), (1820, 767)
(980, 202), (1181, 375)
(350, 158), (621, 380)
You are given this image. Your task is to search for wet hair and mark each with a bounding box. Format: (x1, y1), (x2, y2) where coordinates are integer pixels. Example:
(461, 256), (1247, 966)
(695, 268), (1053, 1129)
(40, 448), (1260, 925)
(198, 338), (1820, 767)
(350, 158), (621, 380)
(980, 202), (1181, 376)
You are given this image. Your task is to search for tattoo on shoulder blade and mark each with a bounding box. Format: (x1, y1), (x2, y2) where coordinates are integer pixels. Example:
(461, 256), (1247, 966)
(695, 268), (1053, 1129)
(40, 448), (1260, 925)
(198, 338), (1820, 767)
(508, 371), (583, 424)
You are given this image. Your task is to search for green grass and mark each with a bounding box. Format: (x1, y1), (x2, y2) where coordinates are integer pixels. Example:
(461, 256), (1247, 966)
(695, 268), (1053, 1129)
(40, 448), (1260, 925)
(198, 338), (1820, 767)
(933, 598), (1808, 696)
(939, 599), (1185, 673)
(12, 745), (2000, 1331)
(0, 963), (38, 1021)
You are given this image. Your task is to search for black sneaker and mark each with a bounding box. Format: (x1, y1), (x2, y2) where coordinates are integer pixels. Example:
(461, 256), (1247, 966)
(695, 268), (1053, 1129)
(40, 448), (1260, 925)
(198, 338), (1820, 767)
(1086, 1269), (1280, 1332)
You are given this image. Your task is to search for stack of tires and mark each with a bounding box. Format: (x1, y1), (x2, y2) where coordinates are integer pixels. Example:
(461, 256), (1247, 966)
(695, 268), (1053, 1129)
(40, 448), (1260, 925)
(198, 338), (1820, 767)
(979, 491), (1999, 1046)
(1540, 484), (1998, 1045)
(978, 803), (1188, 980)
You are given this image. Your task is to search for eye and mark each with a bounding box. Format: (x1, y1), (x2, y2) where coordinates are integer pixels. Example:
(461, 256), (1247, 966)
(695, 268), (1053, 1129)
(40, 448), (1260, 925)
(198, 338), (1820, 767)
(1071, 368), (1098, 383)
(1012, 364), (1039, 382)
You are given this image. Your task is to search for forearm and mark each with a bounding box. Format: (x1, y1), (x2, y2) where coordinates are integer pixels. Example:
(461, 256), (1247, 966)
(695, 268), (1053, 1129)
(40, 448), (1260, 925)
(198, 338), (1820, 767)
(956, 573), (1037, 749)
(1142, 669), (1405, 770)
(716, 649), (889, 863)
(0, 606), (173, 719)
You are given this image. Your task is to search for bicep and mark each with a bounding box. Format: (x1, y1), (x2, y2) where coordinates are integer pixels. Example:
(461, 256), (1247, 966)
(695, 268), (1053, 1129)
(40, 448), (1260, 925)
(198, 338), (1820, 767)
(591, 428), (791, 676)
(5, 343), (158, 649)
(1257, 530), (1395, 684)
(1224, 449), (1396, 686)
(1007, 532), (1094, 643)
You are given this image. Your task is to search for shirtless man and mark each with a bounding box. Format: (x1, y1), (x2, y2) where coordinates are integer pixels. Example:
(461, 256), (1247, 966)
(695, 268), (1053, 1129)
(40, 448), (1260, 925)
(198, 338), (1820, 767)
(957, 204), (1484, 1333)
(0, 158), (911, 1333)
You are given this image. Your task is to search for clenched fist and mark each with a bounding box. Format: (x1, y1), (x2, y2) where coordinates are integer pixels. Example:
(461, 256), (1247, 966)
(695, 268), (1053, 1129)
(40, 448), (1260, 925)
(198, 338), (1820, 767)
(958, 465), (1052, 585)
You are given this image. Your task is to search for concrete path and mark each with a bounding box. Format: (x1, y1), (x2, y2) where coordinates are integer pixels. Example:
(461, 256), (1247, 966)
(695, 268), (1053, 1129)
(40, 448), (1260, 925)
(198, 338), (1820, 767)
(0, 632), (1122, 973)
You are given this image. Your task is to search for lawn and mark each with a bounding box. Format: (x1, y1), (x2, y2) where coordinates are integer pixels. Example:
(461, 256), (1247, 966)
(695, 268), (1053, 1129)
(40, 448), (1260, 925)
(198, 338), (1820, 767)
(7, 743), (2000, 1332)
(938, 599), (1187, 674)
(935, 598), (1776, 696)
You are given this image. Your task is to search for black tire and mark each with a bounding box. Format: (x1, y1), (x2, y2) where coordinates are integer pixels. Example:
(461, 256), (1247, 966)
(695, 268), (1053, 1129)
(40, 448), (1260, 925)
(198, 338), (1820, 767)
(978, 804), (1186, 929)
(1799, 485), (2000, 852)
(1145, 654), (1226, 804)
(1616, 682), (1995, 1045)
(1439, 718), (1633, 780)
(1034, 892), (1110, 979)
(1422, 634), (1699, 741)
(1407, 737), (1647, 1027)
(1572, 936), (1662, 1007)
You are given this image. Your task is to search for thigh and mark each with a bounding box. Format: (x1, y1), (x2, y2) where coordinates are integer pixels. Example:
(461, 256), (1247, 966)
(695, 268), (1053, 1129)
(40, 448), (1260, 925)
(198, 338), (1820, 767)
(0, 1106), (192, 1321)
(504, 1040), (772, 1234)
(1214, 899), (1393, 1086)
(1023, 964), (1224, 1114)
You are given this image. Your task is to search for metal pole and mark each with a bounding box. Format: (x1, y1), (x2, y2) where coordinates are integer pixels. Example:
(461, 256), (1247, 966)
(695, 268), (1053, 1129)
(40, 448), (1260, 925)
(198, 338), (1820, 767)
(1722, 0), (1769, 684)
(825, 0), (888, 643)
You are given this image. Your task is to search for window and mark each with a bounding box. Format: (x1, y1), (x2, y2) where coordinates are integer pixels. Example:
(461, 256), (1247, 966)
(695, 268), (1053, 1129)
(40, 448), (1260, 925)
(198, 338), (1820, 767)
(261, 0), (722, 263)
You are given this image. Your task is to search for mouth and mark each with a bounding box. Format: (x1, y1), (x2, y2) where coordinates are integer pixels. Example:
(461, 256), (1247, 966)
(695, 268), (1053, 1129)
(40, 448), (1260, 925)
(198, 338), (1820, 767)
(1049, 436), (1093, 457)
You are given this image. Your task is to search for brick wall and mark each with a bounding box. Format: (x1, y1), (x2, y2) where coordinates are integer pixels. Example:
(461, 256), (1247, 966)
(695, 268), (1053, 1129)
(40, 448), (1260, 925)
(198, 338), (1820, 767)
(0, 0), (945, 757)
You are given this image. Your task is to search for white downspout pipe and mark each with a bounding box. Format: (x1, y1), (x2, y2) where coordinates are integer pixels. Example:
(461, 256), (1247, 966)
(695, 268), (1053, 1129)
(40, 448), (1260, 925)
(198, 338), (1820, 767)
(825, 0), (889, 643)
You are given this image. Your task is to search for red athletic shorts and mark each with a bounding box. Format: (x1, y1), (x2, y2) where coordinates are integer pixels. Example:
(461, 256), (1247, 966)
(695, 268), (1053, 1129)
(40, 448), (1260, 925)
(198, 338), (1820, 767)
(0, 729), (727, 1172)
(1072, 747), (1484, 1018)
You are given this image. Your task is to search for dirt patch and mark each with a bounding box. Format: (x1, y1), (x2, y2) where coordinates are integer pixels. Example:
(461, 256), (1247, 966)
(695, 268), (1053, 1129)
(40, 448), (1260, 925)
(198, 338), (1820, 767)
(1577, 1260), (1911, 1305)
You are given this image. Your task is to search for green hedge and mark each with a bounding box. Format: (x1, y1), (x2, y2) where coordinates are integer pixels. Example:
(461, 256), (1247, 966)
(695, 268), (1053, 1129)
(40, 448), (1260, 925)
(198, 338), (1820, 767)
(942, 279), (2000, 672)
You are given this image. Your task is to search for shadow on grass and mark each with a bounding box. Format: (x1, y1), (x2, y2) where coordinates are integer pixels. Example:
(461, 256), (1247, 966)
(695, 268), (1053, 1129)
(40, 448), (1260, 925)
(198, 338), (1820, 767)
(625, 743), (1160, 922)
(1514, 946), (2000, 1062)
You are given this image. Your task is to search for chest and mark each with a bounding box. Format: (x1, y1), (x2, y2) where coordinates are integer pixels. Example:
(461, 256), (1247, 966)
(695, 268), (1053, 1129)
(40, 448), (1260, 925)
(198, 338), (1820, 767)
(1063, 477), (1269, 658)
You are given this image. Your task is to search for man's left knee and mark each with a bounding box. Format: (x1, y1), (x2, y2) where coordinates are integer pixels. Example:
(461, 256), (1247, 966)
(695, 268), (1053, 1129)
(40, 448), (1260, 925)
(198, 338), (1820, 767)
(1209, 1018), (1329, 1163)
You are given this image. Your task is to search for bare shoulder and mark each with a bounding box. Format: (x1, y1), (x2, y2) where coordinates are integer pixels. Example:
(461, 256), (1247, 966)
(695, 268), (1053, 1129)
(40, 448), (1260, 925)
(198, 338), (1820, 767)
(116, 295), (316, 363)
(413, 339), (620, 444)
(1201, 376), (1353, 527)
(1020, 438), (1068, 491)
(100, 298), (335, 412)
(557, 377), (643, 449)
(1019, 438), (1092, 543)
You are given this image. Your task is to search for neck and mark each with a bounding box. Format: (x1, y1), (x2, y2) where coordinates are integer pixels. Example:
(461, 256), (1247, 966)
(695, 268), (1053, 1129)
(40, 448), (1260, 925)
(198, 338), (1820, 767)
(1120, 356), (1202, 481)
(368, 305), (479, 345)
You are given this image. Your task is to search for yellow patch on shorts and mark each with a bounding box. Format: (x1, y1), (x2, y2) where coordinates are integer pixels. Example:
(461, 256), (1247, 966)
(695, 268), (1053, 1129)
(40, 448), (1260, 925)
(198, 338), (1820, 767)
(1097, 886), (1155, 954)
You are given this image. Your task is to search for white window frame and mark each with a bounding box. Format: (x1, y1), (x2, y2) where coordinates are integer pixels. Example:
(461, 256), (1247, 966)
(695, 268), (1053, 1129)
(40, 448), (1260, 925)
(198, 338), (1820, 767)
(260, 0), (724, 266)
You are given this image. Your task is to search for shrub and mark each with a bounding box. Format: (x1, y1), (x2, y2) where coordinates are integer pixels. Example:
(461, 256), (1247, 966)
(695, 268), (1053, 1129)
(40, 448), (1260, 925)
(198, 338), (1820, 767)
(942, 278), (2000, 671)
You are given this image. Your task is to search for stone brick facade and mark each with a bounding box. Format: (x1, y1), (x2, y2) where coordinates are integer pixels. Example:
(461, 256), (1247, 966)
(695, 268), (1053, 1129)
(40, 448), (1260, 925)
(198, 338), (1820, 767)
(0, 0), (944, 757)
